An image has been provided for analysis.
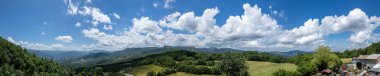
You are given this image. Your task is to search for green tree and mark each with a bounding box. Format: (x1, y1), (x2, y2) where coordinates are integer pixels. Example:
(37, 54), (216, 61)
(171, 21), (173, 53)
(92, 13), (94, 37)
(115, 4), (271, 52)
(273, 69), (301, 76)
(220, 52), (249, 76)
(312, 46), (342, 71)
(146, 71), (155, 76)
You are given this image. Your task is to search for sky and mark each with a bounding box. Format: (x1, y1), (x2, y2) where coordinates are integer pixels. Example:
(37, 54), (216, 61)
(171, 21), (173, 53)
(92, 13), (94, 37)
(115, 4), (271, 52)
(1, 0), (380, 52)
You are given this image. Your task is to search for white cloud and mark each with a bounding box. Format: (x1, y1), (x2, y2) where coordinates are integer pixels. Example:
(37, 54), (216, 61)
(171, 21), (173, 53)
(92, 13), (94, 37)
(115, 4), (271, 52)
(64, 0), (111, 26)
(320, 8), (380, 45)
(132, 17), (162, 33)
(37, 3), (379, 51)
(205, 4), (281, 49)
(7, 37), (17, 44)
(78, 6), (111, 26)
(164, 0), (175, 9)
(282, 19), (322, 44)
(112, 13), (120, 19)
(7, 37), (95, 51)
(81, 28), (145, 50)
(159, 7), (219, 35)
(103, 25), (113, 30)
(55, 35), (73, 43)
(269, 5), (272, 9)
(80, 28), (203, 51)
(153, 3), (159, 8)
(272, 10), (285, 18)
(75, 22), (81, 27)
(41, 32), (45, 35)
(348, 30), (371, 44)
(64, 0), (79, 15)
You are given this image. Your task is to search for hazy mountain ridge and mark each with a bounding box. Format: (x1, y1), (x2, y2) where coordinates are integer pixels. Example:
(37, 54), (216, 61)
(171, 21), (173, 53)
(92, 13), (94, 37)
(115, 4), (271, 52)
(58, 46), (244, 67)
(29, 46), (309, 67)
(269, 50), (312, 57)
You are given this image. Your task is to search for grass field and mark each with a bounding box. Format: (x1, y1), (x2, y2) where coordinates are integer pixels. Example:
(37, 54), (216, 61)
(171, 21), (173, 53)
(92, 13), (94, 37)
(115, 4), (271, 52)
(341, 58), (352, 64)
(168, 72), (217, 76)
(246, 61), (298, 76)
(126, 65), (164, 76)
(126, 61), (298, 76)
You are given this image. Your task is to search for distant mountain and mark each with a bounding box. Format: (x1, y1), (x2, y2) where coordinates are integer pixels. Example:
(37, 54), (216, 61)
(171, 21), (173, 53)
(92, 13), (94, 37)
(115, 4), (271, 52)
(28, 50), (93, 60)
(269, 50), (311, 57)
(62, 46), (243, 67)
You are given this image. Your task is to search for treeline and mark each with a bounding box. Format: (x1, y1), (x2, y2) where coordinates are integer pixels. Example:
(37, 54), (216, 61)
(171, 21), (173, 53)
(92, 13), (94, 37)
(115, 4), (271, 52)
(273, 46), (343, 76)
(335, 42), (380, 58)
(145, 51), (249, 76)
(242, 51), (288, 63)
(0, 37), (105, 76)
(139, 51), (222, 75)
(96, 49), (249, 76)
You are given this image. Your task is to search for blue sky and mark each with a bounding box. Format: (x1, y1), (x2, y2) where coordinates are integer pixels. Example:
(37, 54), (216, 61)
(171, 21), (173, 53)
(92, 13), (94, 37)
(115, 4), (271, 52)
(1, 0), (380, 51)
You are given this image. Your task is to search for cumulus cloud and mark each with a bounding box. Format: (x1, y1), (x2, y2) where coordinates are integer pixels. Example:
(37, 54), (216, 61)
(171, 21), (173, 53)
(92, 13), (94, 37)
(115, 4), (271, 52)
(78, 6), (111, 26)
(320, 8), (380, 45)
(33, 2), (379, 51)
(81, 28), (150, 50)
(55, 35), (73, 43)
(159, 7), (219, 35)
(65, 0), (111, 26)
(132, 17), (162, 33)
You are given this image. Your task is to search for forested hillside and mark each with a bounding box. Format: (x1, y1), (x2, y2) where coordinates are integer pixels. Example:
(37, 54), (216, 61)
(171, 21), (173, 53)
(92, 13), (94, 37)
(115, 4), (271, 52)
(0, 37), (73, 75)
(0, 37), (104, 76)
(335, 42), (380, 58)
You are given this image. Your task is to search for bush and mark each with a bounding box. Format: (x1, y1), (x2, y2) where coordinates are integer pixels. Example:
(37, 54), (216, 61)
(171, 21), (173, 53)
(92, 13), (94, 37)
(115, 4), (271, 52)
(146, 71), (155, 76)
(159, 68), (177, 75)
(273, 69), (301, 76)
(220, 52), (248, 76)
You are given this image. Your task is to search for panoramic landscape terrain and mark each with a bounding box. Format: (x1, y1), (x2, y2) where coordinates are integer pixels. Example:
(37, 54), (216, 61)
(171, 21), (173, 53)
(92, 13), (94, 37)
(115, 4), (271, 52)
(1, 0), (380, 76)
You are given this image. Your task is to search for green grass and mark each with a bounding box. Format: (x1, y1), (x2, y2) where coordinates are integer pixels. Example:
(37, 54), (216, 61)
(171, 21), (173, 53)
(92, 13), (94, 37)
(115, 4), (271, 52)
(126, 61), (298, 76)
(168, 72), (217, 76)
(247, 61), (298, 76)
(126, 64), (164, 76)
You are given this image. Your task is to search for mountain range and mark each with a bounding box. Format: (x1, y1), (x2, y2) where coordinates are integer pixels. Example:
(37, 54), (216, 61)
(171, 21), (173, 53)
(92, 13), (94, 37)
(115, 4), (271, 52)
(28, 46), (309, 67)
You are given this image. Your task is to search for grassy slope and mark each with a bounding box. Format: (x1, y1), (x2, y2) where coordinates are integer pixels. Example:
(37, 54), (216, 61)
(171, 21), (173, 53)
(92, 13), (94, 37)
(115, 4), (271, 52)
(126, 61), (298, 76)
(168, 72), (216, 76)
(247, 61), (298, 76)
(126, 65), (164, 76)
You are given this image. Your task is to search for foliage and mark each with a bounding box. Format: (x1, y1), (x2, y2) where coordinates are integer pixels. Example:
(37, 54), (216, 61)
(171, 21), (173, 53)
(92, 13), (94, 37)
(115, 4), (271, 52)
(0, 37), (105, 76)
(242, 51), (288, 63)
(288, 46), (342, 76)
(273, 69), (301, 76)
(336, 42), (380, 58)
(220, 52), (249, 76)
(311, 46), (342, 71)
(0, 37), (72, 75)
(158, 68), (177, 75)
(146, 71), (155, 76)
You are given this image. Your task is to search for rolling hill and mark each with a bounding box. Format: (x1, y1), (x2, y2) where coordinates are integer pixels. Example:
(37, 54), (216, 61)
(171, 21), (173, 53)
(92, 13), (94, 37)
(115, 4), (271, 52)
(62, 46), (244, 67)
